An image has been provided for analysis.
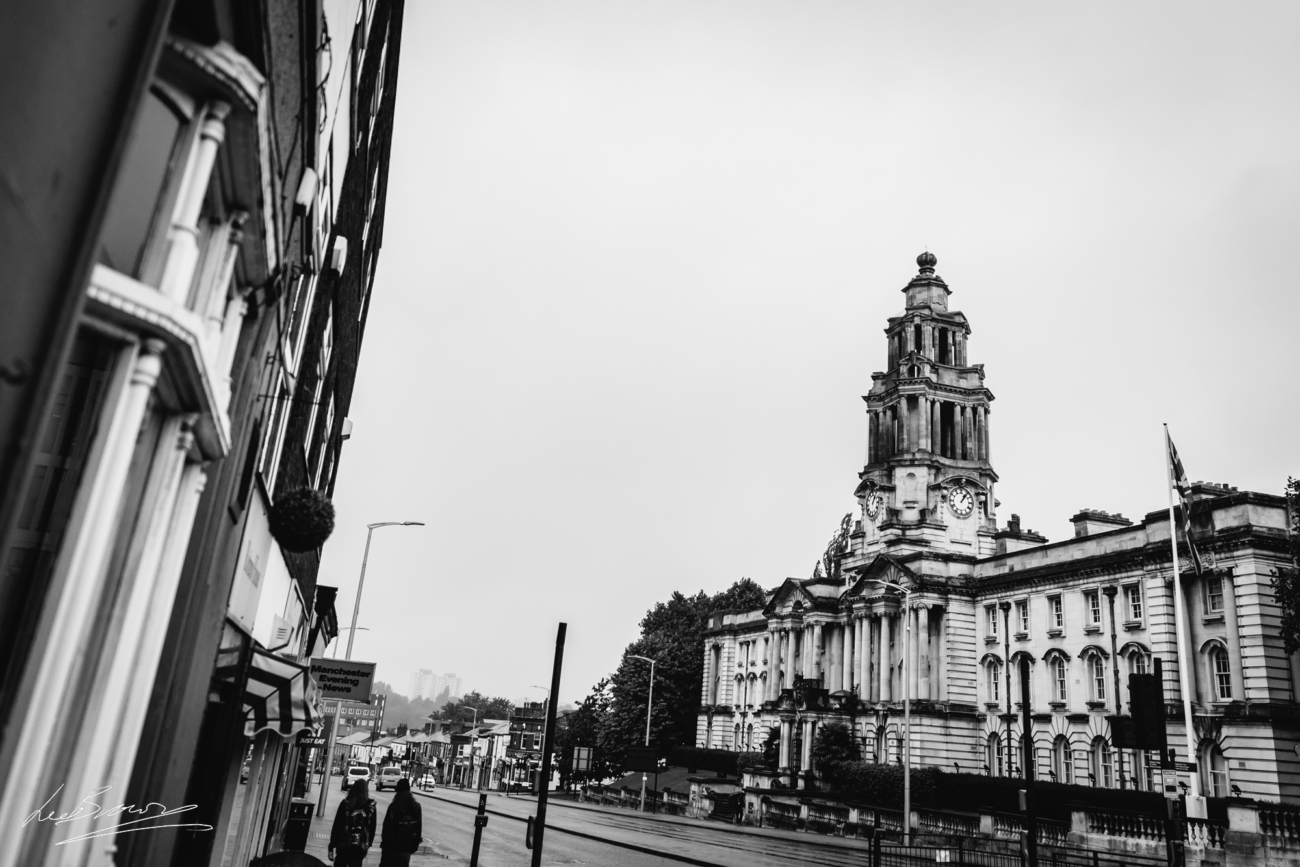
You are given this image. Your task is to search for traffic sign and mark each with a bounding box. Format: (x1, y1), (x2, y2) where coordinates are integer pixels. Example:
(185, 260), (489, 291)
(1160, 760), (1197, 773)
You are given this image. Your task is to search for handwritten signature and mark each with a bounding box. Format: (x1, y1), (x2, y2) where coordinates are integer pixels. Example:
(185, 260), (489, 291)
(24, 786), (213, 845)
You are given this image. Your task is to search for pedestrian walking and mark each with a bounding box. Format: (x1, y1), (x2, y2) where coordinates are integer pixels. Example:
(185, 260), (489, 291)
(328, 779), (377, 867)
(378, 778), (423, 867)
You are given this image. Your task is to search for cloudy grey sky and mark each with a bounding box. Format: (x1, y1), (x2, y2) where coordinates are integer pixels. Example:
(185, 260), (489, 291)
(316, 1), (1300, 709)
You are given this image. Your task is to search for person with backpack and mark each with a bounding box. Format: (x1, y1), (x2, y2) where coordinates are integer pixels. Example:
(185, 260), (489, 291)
(378, 778), (423, 866)
(328, 779), (378, 867)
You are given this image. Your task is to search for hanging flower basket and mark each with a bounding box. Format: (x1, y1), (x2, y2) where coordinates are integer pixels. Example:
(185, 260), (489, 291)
(269, 487), (336, 552)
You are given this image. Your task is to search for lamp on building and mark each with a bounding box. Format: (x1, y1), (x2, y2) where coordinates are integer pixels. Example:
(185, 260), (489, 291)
(627, 654), (657, 813)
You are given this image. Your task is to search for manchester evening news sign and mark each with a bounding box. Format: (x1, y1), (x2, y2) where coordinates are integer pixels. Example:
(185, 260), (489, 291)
(309, 658), (376, 703)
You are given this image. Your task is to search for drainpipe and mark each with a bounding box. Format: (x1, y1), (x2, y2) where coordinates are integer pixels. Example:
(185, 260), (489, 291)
(1102, 585), (1126, 789)
(1000, 601), (1012, 775)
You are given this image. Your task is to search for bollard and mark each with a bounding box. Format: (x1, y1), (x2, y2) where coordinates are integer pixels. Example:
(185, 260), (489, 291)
(468, 793), (488, 867)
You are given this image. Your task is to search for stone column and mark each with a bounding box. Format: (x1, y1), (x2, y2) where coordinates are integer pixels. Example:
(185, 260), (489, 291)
(865, 411), (874, 466)
(784, 628), (797, 690)
(918, 396), (929, 453)
(779, 717), (793, 769)
(843, 619), (856, 693)
(932, 399), (942, 454)
(934, 606), (947, 700)
(918, 604), (931, 700)
(908, 607), (920, 700)
(1222, 572), (1246, 700)
(159, 101), (232, 304)
(702, 642), (714, 705)
(984, 409), (991, 462)
(812, 622), (823, 679)
(899, 401), (908, 452)
(765, 630), (777, 701)
(801, 718), (815, 774)
(880, 613), (892, 702)
(863, 615), (875, 702)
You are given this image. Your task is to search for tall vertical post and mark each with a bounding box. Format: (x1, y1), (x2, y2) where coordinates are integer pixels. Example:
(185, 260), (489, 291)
(531, 623), (567, 867)
(902, 595), (911, 843)
(1163, 426), (1204, 814)
(1001, 601), (1013, 775)
(1103, 585), (1126, 789)
(1020, 657), (1038, 867)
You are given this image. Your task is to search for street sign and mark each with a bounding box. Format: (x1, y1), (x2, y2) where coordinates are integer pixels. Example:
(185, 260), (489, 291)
(298, 735), (326, 747)
(1160, 760), (1197, 773)
(572, 746), (592, 773)
(309, 658), (376, 703)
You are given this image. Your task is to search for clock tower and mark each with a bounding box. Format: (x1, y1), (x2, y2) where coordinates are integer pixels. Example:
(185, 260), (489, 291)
(854, 252), (998, 560)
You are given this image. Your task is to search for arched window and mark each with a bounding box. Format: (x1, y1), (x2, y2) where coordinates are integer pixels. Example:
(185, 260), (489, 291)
(1089, 737), (1113, 788)
(1201, 741), (1229, 798)
(1051, 657), (1069, 703)
(746, 724), (754, 750)
(987, 661), (1002, 704)
(1052, 735), (1073, 784)
(734, 723), (741, 748)
(874, 726), (886, 764)
(987, 733), (1005, 777)
(1089, 655), (1107, 703)
(1211, 646), (1233, 700)
(1128, 651), (1148, 676)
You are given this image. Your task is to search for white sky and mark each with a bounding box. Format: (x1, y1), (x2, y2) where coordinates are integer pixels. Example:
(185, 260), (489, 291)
(315, 1), (1300, 709)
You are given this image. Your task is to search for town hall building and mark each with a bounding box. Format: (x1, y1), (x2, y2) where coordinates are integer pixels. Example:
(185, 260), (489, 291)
(699, 253), (1299, 802)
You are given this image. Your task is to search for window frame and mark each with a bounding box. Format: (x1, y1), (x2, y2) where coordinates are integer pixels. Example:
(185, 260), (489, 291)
(1016, 599), (1029, 635)
(1205, 574), (1225, 614)
(986, 604), (999, 639)
(1049, 596), (1064, 632)
(1085, 590), (1102, 627)
(1210, 644), (1233, 700)
(1051, 656), (1069, 703)
(1124, 584), (1144, 622)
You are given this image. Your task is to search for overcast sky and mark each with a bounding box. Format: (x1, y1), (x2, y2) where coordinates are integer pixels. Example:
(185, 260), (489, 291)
(315, 1), (1300, 710)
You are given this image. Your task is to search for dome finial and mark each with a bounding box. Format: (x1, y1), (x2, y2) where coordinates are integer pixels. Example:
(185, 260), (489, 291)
(917, 250), (937, 272)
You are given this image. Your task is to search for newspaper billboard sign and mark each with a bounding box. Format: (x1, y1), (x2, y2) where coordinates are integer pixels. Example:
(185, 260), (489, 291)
(309, 658), (376, 703)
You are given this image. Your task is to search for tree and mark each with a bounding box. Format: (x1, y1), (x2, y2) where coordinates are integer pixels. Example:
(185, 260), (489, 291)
(811, 721), (860, 782)
(441, 690), (514, 724)
(1272, 477), (1300, 654)
(597, 578), (772, 776)
(552, 678), (615, 788)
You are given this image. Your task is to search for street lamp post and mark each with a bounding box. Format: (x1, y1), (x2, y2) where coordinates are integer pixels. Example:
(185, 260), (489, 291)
(628, 655), (656, 812)
(346, 521), (424, 659)
(876, 581), (912, 843)
(318, 521), (422, 818)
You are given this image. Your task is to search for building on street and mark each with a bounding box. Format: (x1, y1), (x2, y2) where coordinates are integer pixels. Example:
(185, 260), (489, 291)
(411, 669), (462, 700)
(0, 1), (407, 865)
(699, 253), (1300, 802)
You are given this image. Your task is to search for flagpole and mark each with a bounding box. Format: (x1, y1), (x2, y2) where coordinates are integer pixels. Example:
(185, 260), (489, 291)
(1163, 424), (1204, 813)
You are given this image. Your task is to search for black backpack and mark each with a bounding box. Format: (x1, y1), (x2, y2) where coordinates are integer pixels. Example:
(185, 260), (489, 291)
(344, 801), (371, 850)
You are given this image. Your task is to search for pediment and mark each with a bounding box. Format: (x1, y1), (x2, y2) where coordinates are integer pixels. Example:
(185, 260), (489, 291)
(844, 554), (920, 599)
(762, 578), (818, 617)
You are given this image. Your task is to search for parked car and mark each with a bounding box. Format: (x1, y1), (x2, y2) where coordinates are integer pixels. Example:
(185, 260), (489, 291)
(375, 766), (404, 791)
(342, 764), (371, 792)
(240, 759), (250, 784)
(414, 774), (437, 790)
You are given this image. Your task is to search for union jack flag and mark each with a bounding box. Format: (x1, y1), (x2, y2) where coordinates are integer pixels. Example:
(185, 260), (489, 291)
(1165, 427), (1203, 575)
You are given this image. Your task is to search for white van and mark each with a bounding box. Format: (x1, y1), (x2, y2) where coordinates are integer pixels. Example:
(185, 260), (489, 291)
(376, 766), (404, 791)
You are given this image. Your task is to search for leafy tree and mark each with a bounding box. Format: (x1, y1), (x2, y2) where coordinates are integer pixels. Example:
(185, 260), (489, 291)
(553, 679), (615, 788)
(440, 690), (514, 724)
(597, 578), (772, 776)
(811, 721), (860, 781)
(1272, 477), (1300, 654)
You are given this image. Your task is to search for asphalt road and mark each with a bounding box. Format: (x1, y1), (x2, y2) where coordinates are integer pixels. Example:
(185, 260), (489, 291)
(407, 787), (883, 867)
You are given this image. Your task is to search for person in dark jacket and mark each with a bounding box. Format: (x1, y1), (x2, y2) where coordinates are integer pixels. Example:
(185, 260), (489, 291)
(329, 779), (378, 867)
(378, 778), (423, 866)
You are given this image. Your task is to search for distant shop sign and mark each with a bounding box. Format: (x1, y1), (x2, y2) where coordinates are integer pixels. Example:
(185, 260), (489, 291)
(309, 658), (376, 703)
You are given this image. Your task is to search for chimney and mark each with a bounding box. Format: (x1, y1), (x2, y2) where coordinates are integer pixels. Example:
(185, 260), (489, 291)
(1070, 509), (1133, 538)
(994, 513), (1048, 554)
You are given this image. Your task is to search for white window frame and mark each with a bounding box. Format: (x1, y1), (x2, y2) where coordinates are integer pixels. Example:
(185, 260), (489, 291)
(1086, 591), (1102, 626)
(1051, 656), (1068, 703)
(1089, 654), (1107, 702)
(1016, 600), (1029, 634)
(1205, 574), (1225, 614)
(987, 661), (1001, 703)
(986, 605), (999, 638)
(1049, 596), (1064, 631)
(1125, 584), (1144, 622)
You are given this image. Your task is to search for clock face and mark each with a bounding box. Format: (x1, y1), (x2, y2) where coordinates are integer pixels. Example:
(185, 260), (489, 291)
(864, 492), (883, 520)
(949, 487), (975, 519)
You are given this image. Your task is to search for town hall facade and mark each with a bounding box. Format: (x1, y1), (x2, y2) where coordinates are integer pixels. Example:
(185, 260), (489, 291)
(699, 253), (1299, 801)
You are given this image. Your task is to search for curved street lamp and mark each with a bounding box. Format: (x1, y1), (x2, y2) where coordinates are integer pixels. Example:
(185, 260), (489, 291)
(346, 521), (424, 660)
(627, 654), (657, 812)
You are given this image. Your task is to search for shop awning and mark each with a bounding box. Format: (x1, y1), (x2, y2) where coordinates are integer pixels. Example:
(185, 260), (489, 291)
(243, 648), (322, 738)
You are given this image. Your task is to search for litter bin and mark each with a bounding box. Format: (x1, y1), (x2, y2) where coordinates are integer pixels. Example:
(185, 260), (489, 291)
(282, 798), (315, 852)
